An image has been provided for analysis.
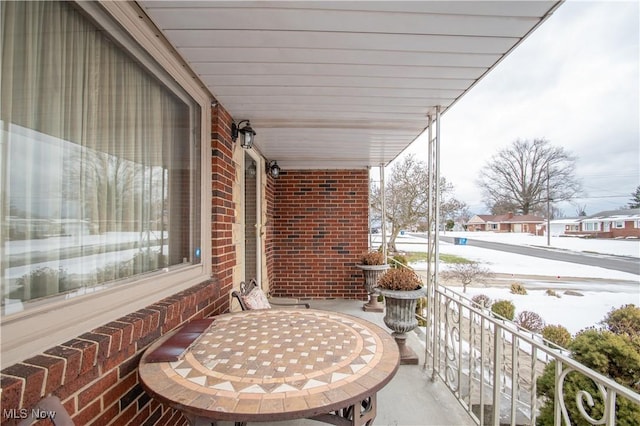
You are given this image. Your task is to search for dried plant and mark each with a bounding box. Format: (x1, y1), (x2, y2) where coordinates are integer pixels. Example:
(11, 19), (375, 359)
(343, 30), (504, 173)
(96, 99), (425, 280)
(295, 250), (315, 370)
(377, 267), (422, 291)
(516, 310), (545, 333)
(510, 282), (528, 295)
(471, 294), (492, 309)
(360, 250), (385, 265)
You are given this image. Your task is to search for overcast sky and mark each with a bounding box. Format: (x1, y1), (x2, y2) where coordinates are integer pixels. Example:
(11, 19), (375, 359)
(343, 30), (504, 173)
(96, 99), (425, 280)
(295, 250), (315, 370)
(401, 0), (639, 217)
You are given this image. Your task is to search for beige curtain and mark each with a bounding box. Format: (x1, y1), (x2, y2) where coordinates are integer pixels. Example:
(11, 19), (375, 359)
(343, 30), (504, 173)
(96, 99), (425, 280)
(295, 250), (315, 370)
(1, 1), (192, 305)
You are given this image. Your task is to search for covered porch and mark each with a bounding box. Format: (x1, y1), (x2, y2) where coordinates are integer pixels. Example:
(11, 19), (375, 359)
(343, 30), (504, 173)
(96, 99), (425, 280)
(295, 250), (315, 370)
(1, 2), (580, 426)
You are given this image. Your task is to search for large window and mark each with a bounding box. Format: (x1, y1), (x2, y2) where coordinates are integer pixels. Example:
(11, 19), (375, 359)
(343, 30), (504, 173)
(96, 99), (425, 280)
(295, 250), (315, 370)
(583, 222), (600, 231)
(1, 2), (201, 315)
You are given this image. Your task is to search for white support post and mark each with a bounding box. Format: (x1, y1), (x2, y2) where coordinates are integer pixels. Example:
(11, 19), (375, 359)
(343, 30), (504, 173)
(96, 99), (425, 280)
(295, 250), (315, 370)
(427, 106), (442, 379)
(380, 163), (387, 262)
(434, 105), (441, 285)
(425, 114), (434, 371)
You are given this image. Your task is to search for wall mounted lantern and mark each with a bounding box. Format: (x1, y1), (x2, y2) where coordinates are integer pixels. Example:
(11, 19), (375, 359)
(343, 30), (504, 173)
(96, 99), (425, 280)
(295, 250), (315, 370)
(268, 161), (281, 178)
(231, 120), (256, 149)
(247, 160), (257, 178)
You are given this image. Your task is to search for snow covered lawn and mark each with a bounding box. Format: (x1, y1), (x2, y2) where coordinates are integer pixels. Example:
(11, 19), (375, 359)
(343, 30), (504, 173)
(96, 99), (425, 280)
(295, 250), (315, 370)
(381, 231), (639, 334)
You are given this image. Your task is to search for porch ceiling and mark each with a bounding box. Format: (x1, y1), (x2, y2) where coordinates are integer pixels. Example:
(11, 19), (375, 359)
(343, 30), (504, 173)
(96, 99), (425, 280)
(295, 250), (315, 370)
(139, 1), (562, 169)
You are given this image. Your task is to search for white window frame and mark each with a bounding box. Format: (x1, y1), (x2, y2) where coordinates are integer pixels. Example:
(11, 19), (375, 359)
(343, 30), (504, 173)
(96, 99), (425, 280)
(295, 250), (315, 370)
(1, 1), (212, 368)
(614, 221), (624, 229)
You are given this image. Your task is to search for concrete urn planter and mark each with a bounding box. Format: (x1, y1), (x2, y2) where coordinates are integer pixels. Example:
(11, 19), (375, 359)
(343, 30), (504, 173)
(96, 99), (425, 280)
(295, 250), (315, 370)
(376, 286), (428, 364)
(356, 264), (389, 312)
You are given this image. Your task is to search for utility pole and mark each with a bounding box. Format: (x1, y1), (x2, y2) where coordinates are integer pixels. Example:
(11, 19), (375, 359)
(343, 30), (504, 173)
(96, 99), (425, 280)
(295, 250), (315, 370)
(546, 163), (551, 246)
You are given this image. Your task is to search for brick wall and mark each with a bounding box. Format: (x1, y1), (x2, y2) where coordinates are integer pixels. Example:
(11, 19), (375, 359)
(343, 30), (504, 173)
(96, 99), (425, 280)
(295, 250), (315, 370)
(270, 170), (369, 300)
(265, 174), (276, 287)
(0, 282), (222, 426)
(0, 106), (236, 426)
(210, 105), (237, 305)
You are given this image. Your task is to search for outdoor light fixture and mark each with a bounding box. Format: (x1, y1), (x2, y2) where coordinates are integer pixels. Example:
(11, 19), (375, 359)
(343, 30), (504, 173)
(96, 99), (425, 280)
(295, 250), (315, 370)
(231, 120), (256, 149)
(268, 161), (281, 178)
(247, 160), (257, 178)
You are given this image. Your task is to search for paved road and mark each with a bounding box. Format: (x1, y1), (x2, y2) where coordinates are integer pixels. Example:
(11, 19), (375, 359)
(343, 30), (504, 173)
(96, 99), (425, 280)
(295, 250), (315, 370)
(419, 234), (640, 276)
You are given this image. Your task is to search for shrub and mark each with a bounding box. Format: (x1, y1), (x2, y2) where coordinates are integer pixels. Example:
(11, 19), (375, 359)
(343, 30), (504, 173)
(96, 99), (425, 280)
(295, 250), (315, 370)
(416, 297), (428, 326)
(510, 282), (527, 295)
(360, 250), (385, 265)
(600, 304), (640, 336)
(564, 290), (584, 297)
(445, 219), (455, 231)
(491, 300), (515, 320)
(536, 306), (640, 425)
(541, 324), (572, 348)
(377, 267), (422, 291)
(16, 267), (73, 299)
(545, 289), (561, 298)
(516, 310), (545, 333)
(471, 294), (492, 309)
(391, 254), (408, 269)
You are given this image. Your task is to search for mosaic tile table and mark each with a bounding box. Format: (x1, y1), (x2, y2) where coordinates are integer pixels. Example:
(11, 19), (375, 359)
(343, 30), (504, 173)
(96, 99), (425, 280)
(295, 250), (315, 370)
(139, 309), (400, 426)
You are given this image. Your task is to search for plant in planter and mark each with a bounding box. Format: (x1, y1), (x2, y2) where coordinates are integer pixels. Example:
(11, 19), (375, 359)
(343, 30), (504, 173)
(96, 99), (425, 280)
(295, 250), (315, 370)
(356, 250), (389, 312)
(375, 267), (427, 364)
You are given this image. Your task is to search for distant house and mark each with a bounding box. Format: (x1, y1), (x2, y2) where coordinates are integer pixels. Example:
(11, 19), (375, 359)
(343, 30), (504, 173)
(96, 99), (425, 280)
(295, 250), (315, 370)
(549, 218), (581, 237)
(466, 213), (545, 234)
(569, 208), (640, 239)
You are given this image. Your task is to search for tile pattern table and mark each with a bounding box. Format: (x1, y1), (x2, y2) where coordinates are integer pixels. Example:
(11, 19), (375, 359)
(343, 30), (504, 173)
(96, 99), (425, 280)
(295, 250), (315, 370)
(139, 309), (400, 425)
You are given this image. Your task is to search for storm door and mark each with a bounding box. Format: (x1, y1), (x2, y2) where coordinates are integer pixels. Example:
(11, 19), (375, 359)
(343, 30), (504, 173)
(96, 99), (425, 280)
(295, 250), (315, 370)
(244, 152), (260, 283)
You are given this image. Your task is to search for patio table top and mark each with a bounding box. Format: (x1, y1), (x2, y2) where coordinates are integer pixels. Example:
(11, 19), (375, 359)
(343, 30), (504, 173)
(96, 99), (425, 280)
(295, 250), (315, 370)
(139, 308), (400, 425)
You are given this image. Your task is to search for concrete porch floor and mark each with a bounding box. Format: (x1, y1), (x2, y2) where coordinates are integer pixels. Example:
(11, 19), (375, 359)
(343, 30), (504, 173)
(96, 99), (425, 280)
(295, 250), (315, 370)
(210, 299), (475, 426)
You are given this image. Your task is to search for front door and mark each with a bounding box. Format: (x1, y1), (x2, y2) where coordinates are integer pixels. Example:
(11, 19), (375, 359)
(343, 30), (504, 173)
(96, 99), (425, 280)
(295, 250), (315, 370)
(244, 152), (260, 283)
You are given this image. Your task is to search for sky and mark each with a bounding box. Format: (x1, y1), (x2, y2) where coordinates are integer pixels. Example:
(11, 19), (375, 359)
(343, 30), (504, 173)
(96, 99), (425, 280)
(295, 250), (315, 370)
(399, 0), (640, 217)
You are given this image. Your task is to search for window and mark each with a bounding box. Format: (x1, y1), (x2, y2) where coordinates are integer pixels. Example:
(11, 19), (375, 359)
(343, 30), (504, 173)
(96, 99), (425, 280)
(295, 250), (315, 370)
(1, 2), (201, 315)
(583, 222), (599, 231)
(487, 223), (498, 230)
(614, 221), (624, 229)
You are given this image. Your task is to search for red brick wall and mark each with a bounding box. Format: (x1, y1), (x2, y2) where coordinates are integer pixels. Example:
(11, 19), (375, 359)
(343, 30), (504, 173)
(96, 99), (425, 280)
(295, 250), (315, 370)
(612, 221), (640, 238)
(210, 104), (237, 307)
(270, 170), (369, 300)
(266, 174), (276, 287)
(0, 282), (220, 426)
(0, 106), (236, 426)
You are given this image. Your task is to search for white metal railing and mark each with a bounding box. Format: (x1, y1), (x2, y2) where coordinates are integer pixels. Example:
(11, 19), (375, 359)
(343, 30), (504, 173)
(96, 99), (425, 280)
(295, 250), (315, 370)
(420, 284), (640, 426)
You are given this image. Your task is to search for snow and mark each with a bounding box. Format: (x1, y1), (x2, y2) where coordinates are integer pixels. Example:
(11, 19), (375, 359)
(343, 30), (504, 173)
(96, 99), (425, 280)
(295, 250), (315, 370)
(374, 231), (640, 335)
(440, 231), (640, 258)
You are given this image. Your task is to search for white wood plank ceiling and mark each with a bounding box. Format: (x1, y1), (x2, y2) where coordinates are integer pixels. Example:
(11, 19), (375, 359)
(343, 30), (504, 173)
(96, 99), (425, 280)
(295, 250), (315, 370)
(139, 1), (563, 169)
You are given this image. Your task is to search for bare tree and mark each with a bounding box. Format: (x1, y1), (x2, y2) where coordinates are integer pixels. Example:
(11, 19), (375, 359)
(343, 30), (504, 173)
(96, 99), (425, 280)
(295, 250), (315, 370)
(440, 261), (493, 293)
(477, 138), (582, 215)
(573, 203), (588, 217)
(371, 154), (465, 251)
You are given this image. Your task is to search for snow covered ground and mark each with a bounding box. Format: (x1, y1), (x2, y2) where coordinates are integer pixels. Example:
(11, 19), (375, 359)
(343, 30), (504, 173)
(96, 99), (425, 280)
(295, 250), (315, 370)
(374, 231), (639, 334)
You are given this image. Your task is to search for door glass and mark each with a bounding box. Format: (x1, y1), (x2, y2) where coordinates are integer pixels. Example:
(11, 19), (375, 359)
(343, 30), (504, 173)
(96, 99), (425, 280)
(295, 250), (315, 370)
(244, 153), (258, 282)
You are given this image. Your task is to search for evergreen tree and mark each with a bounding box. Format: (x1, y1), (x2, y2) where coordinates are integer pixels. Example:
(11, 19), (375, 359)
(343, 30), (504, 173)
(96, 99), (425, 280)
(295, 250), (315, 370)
(628, 185), (640, 209)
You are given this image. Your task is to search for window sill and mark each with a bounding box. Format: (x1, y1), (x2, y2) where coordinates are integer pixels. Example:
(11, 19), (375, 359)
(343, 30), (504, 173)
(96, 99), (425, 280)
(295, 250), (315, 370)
(1, 265), (208, 368)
